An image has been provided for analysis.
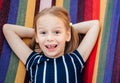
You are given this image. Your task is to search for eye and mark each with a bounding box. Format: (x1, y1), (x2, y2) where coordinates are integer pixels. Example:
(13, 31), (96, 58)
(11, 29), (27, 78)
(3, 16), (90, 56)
(54, 31), (61, 34)
(40, 31), (46, 34)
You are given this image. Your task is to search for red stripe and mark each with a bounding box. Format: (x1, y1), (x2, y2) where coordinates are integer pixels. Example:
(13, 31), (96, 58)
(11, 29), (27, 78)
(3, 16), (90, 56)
(82, 0), (93, 82)
(82, 0), (100, 83)
(93, 0), (100, 19)
(84, 0), (92, 21)
(0, 0), (2, 10)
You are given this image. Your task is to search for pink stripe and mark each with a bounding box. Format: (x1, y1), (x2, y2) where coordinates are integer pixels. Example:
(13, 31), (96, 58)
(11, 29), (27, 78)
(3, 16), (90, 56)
(39, 0), (52, 12)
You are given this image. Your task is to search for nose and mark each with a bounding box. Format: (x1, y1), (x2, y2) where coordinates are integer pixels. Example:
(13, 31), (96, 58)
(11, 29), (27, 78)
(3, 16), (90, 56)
(47, 33), (54, 42)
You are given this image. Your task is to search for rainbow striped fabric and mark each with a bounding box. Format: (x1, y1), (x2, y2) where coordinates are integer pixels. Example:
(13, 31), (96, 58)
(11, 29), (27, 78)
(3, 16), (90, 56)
(0, 0), (120, 83)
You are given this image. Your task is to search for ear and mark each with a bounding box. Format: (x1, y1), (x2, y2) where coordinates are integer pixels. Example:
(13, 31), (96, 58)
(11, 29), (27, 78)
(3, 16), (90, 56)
(66, 30), (71, 42)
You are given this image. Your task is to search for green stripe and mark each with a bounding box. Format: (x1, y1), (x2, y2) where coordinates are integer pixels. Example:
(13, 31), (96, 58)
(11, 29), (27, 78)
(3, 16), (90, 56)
(63, 0), (70, 12)
(5, 53), (19, 83)
(97, 0), (113, 83)
(17, 0), (28, 25)
(5, 0), (28, 82)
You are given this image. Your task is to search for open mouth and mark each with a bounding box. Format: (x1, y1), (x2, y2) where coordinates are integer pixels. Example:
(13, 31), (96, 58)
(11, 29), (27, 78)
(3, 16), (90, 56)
(45, 44), (57, 49)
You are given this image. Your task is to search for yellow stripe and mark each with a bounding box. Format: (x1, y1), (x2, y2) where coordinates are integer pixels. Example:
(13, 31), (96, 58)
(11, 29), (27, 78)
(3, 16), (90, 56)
(25, 0), (36, 27)
(56, 0), (64, 7)
(14, 61), (26, 83)
(15, 0), (36, 83)
(92, 0), (107, 83)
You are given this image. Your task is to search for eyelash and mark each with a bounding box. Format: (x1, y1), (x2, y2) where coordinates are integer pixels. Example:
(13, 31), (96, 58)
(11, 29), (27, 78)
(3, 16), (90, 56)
(39, 31), (61, 35)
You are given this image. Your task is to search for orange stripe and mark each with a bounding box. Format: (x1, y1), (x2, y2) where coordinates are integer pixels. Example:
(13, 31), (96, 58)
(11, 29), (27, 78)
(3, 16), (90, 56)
(15, 0), (36, 83)
(55, 0), (64, 7)
(92, 0), (107, 83)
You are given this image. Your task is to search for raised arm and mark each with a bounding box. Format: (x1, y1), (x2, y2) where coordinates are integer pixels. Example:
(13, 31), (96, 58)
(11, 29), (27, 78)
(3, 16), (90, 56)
(73, 20), (100, 62)
(3, 24), (34, 64)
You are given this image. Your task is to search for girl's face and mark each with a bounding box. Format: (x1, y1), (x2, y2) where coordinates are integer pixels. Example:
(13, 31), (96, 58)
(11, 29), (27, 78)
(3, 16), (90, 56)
(35, 14), (71, 58)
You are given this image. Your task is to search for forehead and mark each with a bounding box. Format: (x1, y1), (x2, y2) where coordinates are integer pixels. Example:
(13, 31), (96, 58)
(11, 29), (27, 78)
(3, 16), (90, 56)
(36, 14), (65, 28)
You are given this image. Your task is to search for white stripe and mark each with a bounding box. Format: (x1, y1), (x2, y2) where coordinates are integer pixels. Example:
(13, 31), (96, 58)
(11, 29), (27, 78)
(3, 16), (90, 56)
(39, 0), (52, 12)
(34, 56), (42, 83)
(69, 56), (77, 83)
(30, 55), (40, 82)
(43, 61), (47, 83)
(72, 53), (84, 69)
(54, 59), (57, 83)
(62, 56), (69, 83)
(26, 53), (38, 70)
(34, 65), (38, 83)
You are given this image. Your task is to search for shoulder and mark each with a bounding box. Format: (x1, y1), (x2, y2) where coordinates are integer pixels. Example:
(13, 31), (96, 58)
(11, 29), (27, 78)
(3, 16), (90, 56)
(64, 50), (85, 65)
(25, 51), (42, 70)
(71, 50), (85, 63)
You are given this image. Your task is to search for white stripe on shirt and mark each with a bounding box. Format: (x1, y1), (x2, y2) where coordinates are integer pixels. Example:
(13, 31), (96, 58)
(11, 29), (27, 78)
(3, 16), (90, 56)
(54, 59), (57, 83)
(34, 56), (42, 83)
(62, 56), (69, 83)
(43, 61), (47, 83)
(30, 55), (40, 82)
(69, 55), (77, 83)
(72, 53), (84, 70)
(26, 53), (38, 70)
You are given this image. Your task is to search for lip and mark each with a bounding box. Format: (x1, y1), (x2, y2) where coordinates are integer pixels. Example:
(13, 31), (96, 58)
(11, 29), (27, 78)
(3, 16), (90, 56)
(45, 44), (57, 52)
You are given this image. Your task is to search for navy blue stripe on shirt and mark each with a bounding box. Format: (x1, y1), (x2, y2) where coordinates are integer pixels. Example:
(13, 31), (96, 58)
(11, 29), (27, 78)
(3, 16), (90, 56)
(45, 60), (54, 83)
(56, 57), (66, 83)
(36, 61), (44, 83)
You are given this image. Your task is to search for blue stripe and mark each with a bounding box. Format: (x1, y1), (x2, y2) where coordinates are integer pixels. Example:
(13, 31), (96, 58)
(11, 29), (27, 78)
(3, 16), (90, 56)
(69, 0), (78, 23)
(104, 0), (120, 83)
(0, 0), (19, 82)
(56, 58), (66, 83)
(36, 62), (44, 83)
(45, 60), (54, 83)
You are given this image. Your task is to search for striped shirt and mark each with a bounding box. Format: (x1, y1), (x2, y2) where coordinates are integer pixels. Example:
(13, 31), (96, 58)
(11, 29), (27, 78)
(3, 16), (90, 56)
(25, 50), (85, 83)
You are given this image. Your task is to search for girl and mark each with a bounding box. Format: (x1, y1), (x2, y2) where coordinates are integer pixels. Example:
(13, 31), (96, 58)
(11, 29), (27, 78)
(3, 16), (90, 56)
(3, 6), (99, 83)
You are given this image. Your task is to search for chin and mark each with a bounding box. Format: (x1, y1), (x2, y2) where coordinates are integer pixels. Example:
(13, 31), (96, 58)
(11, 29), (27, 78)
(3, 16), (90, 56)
(44, 52), (57, 58)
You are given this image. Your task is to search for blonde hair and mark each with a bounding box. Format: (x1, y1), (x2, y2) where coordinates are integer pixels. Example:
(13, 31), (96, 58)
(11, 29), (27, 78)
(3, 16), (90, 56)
(29, 6), (80, 53)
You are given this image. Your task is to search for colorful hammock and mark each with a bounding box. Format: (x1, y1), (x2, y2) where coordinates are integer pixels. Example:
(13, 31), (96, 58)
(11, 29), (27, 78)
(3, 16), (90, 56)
(0, 0), (120, 83)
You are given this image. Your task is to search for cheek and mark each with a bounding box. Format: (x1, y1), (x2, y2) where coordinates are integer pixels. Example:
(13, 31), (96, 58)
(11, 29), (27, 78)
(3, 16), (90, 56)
(57, 36), (66, 45)
(36, 35), (44, 45)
